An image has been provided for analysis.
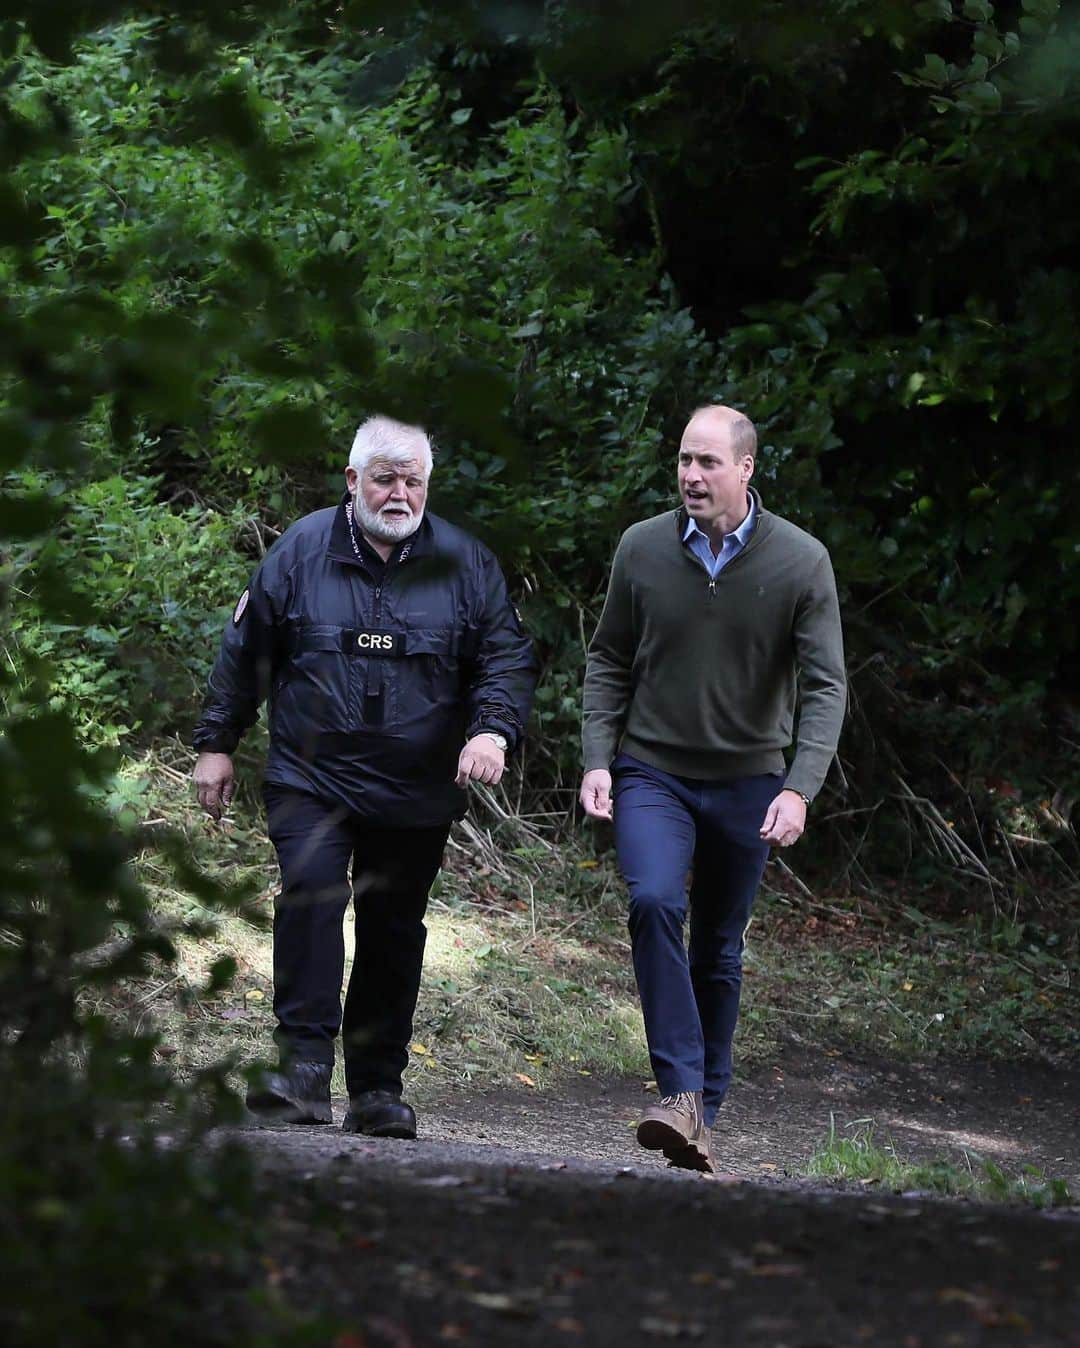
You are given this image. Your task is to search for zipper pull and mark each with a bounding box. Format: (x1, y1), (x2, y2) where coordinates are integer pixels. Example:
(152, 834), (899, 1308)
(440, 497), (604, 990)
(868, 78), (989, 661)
(708, 578), (717, 597)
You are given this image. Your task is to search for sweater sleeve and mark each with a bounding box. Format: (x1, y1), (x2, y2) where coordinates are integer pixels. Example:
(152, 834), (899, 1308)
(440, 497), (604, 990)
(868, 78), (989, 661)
(784, 551), (847, 801)
(581, 533), (636, 772)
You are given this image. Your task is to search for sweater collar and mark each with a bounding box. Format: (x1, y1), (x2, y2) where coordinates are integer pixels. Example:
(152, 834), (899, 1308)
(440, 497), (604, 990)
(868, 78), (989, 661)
(681, 491), (757, 548)
(674, 485), (766, 544)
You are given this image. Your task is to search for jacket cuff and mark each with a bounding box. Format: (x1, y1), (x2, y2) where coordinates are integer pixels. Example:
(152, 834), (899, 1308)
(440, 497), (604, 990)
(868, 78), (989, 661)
(191, 728), (240, 755)
(467, 714), (520, 753)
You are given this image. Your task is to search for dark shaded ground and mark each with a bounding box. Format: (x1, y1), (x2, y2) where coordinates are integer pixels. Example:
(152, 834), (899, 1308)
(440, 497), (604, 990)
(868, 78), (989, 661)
(234, 1048), (1079, 1345)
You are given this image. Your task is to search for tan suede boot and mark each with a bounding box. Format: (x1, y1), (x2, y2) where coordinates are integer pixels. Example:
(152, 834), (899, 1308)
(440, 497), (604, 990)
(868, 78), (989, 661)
(636, 1091), (715, 1174)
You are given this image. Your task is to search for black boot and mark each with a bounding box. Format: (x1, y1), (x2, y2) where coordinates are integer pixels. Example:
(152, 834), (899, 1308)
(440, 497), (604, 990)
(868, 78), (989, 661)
(246, 1060), (333, 1124)
(342, 1089), (416, 1138)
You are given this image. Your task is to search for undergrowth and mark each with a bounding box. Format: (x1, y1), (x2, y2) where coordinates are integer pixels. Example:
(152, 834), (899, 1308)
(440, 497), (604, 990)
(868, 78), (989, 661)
(112, 744), (1079, 1102)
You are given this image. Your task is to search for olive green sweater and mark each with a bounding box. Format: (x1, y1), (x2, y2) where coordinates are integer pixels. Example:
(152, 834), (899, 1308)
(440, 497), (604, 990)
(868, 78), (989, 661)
(581, 493), (846, 801)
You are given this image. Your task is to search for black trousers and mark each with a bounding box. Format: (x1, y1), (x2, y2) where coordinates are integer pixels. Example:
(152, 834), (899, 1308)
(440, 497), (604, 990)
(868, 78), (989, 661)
(263, 785), (449, 1098)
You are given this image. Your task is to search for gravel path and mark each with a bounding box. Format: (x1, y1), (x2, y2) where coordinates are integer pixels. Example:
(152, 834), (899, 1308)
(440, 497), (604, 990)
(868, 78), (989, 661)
(238, 1043), (1079, 1187)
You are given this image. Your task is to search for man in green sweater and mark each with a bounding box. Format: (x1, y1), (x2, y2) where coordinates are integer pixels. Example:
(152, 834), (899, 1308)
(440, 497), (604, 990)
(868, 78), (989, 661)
(580, 404), (846, 1173)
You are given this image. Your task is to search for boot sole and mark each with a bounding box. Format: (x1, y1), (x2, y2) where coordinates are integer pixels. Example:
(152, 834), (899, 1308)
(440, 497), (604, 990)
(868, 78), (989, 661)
(342, 1117), (416, 1139)
(246, 1095), (333, 1125)
(636, 1118), (692, 1154)
(664, 1140), (714, 1174)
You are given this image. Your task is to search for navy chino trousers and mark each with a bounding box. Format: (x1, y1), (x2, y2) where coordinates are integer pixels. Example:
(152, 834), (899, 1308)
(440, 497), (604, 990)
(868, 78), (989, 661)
(612, 753), (778, 1126)
(263, 785), (449, 1099)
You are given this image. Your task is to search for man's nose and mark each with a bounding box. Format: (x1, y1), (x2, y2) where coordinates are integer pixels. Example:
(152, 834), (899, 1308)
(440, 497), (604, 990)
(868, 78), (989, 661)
(389, 479), (408, 498)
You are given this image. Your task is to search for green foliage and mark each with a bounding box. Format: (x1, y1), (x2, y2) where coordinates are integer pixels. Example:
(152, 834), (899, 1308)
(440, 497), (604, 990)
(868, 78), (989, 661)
(6, 472), (253, 742)
(807, 1116), (1074, 1208)
(750, 896), (1077, 1062)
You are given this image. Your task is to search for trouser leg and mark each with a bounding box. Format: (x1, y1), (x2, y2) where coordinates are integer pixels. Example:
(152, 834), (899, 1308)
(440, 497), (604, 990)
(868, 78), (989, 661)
(342, 824), (449, 1098)
(688, 774), (776, 1126)
(263, 786), (355, 1066)
(612, 755), (701, 1097)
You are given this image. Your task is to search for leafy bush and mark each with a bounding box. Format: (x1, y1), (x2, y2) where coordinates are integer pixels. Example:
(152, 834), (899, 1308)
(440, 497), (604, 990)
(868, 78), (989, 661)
(6, 472), (254, 743)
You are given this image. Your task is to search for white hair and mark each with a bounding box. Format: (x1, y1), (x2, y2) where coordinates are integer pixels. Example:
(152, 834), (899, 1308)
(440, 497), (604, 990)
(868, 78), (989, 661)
(349, 415), (433, 480)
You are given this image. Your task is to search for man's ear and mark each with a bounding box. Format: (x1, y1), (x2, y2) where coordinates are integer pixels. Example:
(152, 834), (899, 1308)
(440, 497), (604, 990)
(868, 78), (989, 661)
(742, 455), (755, 484)
(345, 465), (359, 493)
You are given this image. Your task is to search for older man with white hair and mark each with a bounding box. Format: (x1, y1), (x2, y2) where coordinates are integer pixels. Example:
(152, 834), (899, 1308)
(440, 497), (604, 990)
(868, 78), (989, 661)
(193, 415), (536, 1138)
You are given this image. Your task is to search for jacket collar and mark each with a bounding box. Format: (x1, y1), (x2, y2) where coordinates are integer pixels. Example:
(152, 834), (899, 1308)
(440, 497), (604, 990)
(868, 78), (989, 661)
(327, 492), (437, 569)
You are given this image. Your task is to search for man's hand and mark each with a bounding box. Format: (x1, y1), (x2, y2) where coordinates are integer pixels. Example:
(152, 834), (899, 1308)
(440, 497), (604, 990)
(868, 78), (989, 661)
(579, 768), (614, 821)
(759, 788), (807, 848)
(455, 735), (506, 787)
(193, 752), (235, 821)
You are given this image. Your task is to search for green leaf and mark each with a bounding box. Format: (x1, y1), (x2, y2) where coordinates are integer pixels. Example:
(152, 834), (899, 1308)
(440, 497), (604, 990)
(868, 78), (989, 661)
(972, 29), (1004, 59)
(957, 80), (1002, 113)
(918, 53), (951, 85)
(450, 107), (473, 126)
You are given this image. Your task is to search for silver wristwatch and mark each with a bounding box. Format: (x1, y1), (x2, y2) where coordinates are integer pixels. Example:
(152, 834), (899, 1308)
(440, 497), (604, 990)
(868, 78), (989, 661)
(478, 731), (508, 752)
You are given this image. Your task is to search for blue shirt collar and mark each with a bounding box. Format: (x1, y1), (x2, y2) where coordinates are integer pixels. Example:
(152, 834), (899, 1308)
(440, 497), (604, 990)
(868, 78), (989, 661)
(682, 492), (756, 547)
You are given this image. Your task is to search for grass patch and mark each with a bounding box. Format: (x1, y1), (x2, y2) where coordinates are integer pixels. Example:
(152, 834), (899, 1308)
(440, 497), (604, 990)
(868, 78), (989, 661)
(101, 743), (1079, 1103)
(807, 1116), (1074, 1209)
(742, 881), (1078, 1064)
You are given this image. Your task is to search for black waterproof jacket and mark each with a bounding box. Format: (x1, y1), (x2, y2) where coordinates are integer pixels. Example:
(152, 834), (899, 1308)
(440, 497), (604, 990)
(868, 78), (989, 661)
(192, 496), (537, 827)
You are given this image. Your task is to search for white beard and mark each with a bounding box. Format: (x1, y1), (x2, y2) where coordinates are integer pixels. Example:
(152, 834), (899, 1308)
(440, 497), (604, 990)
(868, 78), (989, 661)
(353, 494), (423, 544)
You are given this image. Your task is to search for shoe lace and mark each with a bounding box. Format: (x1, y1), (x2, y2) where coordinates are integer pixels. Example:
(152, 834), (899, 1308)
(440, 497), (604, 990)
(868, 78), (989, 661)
(657, 1092), (696, 1120)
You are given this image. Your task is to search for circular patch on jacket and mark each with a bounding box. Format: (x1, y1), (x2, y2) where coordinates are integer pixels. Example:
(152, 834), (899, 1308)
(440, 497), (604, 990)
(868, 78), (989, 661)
(233, 589), (250, 626)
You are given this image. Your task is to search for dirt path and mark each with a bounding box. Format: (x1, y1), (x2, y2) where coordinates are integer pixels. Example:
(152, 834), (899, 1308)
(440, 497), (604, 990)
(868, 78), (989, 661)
(413, 1044), (1080, 1186)
(231, 1048), (1078, 1346)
